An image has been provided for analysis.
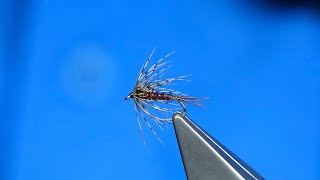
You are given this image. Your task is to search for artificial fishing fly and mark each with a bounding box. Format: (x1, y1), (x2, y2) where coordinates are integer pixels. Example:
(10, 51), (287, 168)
(125, 48), (205, 145)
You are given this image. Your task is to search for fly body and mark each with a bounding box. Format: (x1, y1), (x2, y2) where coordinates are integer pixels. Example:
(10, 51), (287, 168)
(125, 48), (206, 145)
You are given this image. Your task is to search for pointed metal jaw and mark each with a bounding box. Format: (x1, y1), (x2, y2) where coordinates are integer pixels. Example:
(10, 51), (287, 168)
(172, 113), (264, 180)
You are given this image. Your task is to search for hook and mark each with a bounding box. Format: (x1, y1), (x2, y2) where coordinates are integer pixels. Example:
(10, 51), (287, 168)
(177, 99), (186, 117)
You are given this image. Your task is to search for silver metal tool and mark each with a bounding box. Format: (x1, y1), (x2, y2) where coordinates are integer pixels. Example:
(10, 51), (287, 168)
(172, 113), (264, 180)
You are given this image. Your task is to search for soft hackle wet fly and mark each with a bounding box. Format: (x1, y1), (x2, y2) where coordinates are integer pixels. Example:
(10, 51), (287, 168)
(125, 48), (205, 145)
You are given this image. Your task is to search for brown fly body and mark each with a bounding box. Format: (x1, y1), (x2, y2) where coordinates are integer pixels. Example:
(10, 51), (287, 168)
(125, 48), (206, 145)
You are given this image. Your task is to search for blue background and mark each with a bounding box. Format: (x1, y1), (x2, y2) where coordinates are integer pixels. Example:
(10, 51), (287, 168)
(1, 0), (319, 179)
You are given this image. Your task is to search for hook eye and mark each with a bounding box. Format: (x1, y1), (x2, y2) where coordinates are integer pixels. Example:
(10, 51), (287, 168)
(125, 93), (133, 100)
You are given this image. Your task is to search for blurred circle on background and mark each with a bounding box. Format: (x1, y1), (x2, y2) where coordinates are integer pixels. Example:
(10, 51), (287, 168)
(57, 43), (115, 109)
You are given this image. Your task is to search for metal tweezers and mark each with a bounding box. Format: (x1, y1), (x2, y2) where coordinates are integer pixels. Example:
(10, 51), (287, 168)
(172, 113), (264, 180)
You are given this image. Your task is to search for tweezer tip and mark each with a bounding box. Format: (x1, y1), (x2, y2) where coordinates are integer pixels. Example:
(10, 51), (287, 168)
(172, 112), (183, 120)
(172, 113), (264, 180)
